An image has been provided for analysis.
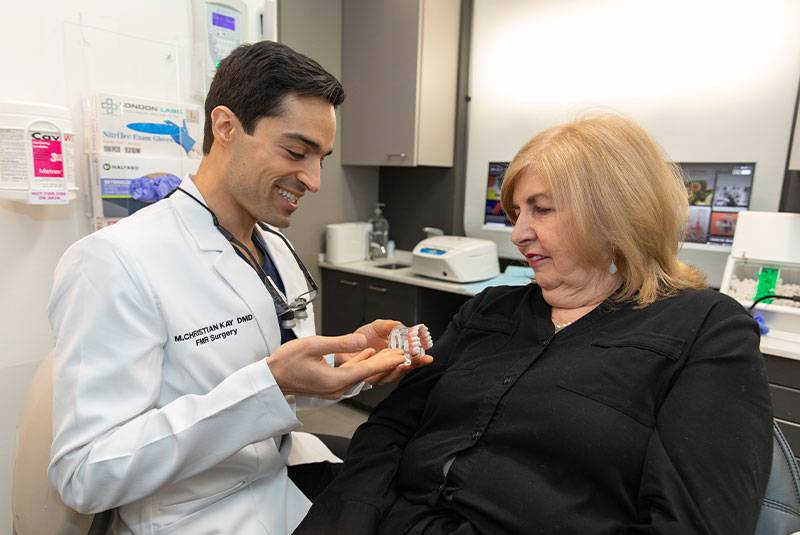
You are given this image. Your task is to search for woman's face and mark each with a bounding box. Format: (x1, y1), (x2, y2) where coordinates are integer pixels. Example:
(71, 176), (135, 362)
(510, 170), (615, 308)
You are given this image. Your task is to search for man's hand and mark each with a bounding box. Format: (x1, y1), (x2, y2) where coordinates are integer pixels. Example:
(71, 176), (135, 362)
(365, 351), (434, 385)
(266, 334), (406, 399)
(334, 319), (400, 366)
(334, 319), (434, 385)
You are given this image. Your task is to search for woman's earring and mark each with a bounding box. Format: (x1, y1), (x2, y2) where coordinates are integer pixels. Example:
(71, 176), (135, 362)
(608, 261), (618, 275)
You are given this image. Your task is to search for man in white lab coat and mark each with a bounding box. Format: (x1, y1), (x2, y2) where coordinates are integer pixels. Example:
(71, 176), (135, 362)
(47, 41), (426, 534)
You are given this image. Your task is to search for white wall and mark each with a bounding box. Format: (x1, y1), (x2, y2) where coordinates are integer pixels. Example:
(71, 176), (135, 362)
(464, 0), (800, 268)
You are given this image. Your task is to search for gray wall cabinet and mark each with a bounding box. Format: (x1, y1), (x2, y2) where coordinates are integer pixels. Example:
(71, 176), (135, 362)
(341, 0), (461, 167)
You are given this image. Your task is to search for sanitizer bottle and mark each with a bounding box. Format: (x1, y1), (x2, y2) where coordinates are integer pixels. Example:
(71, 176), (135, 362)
(368, 202), (389, 259)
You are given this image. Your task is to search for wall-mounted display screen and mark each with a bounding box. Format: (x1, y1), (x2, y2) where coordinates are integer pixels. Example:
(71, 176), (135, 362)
(681, 162), (755, 245)
(484, 161), (511, 228)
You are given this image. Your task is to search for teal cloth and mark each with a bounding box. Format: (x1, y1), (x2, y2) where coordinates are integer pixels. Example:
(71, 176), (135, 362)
(460, 265), (534, 295)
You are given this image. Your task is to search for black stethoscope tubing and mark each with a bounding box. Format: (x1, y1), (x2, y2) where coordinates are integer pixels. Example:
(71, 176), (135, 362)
(170, 186), (318, 327)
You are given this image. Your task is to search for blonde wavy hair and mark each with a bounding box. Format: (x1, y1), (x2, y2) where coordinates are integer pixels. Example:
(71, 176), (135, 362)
(500, 113), (706, 307)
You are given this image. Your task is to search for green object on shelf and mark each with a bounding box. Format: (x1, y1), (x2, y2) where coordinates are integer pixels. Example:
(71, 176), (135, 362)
(755, 267), (779, 304)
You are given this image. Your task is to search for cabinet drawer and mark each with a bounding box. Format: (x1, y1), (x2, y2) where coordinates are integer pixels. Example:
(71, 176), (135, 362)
(764, 355), (800, 390)
(770, 384), (800, 422)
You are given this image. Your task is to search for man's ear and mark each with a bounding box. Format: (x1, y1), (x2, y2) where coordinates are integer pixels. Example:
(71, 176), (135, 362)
(209, 106), (238, 149)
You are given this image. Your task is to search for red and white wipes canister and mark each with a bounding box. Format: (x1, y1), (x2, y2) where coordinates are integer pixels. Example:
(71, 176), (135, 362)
(0, 101), (76, 204)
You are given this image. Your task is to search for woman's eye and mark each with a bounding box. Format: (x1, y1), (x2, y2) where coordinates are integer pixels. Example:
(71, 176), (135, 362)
(535, 206), (553, 214)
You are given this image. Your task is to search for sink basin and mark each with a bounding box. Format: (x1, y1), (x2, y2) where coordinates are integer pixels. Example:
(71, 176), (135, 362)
(375, 263), (411, 270)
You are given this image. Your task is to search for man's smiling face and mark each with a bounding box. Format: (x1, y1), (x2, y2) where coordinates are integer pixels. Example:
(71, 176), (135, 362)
(227, 94), (336, 228)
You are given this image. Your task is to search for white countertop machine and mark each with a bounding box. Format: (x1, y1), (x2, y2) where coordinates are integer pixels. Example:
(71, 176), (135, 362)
(719, 211), (800, 360)
(412, 236), (500, 283)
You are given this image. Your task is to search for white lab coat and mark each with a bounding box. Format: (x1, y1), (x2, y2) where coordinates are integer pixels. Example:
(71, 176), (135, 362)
(48, 177), (341, 534)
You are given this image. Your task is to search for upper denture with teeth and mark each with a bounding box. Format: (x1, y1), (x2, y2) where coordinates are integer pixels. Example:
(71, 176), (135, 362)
(389, 323), (434, 365)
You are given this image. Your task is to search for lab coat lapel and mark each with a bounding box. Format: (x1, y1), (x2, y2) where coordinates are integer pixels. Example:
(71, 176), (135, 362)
(171, 177), (283, 357)
(213, 249), (283, 356)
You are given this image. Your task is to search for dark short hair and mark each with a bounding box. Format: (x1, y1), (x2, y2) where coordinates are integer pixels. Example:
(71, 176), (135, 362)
(202, 41), (345, 154)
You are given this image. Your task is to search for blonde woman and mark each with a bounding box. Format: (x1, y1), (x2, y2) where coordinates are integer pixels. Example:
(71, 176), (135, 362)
(296, 114), (772, 534)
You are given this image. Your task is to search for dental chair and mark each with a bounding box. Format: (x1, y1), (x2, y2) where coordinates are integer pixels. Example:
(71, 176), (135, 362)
(11, 351), (346, 535)
(757, 421), (800, 534)
(12, 351), (94, 535)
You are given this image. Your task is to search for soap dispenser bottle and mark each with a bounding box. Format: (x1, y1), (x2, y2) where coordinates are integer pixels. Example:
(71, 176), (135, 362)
(368, 202), (389, 259)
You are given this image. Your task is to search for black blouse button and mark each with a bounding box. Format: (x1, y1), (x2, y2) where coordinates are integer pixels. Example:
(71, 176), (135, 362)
(502, 377), (511, 385)
(471, 431), (480, 440)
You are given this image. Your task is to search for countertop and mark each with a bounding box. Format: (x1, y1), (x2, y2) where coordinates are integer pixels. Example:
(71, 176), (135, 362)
(760, 328), (800, 361)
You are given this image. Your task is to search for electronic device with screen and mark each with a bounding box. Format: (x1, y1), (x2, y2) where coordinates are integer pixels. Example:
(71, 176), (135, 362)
(681, 162), (756, 246)
(191, 0), (249, 98)
(483, 161), (512, 229)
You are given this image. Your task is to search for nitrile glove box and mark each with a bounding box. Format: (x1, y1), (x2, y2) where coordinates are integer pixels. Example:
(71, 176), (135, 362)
(84, 92), (203, 159)
(88, 155), (200, 219)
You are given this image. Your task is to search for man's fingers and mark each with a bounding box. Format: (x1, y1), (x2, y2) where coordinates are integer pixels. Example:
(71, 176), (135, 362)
(371, 319), (402, 338)
(338, 348), (376, 367)
(333, 349), (406, 385)
(300, 333), (367, 356)
(366, 353), (434, 384)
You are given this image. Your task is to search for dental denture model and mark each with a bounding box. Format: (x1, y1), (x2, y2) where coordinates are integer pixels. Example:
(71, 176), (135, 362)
(388, 323), (434, 365)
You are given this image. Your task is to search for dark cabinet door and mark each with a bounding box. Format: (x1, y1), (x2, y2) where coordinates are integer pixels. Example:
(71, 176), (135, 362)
(321, 271), (366, 336)
(362, 276), (418, 326)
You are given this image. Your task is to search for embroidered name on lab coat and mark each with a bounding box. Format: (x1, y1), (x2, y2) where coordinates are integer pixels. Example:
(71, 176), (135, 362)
(173, 314), (254, 345)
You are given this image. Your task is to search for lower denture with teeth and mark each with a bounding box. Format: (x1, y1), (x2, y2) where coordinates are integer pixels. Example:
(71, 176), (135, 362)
(388, 323), (434, 365)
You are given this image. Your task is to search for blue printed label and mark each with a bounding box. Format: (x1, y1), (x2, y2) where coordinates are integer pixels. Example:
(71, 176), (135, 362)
(101, 178), (132, 197)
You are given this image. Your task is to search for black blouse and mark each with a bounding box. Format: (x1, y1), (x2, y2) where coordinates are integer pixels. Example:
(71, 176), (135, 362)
(295, 285), (773, 535)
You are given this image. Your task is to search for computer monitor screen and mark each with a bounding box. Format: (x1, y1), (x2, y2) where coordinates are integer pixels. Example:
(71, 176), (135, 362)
(681, 162), (755, 245)
(484, 161), (511, 228)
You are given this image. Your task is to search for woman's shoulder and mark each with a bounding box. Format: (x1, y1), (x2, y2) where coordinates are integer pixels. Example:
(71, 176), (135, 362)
(667, 287), (747, 314)
(642, 288), (754, 333)
(455, 283), (543, 325)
